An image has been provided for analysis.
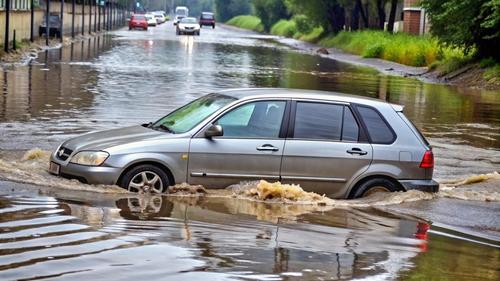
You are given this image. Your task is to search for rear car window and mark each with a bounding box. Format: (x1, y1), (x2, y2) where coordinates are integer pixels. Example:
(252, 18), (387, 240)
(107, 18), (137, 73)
(356, 106), (395, 144)
(293, 102), (360, 141)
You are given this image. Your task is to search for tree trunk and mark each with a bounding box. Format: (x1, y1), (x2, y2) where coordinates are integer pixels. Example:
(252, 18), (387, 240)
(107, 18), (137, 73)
(387, 0), (398, 32)
(327, 4), (345, 34)
(376, 0), (386, 29)
(351, 3), (360, 31)
(356, 0), (368, 28)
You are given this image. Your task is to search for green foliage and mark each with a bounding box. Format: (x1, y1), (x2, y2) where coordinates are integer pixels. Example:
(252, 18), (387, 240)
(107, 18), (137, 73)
(421, 0), (500, 60)
(484, 64), (500, 80)
(253, 0), (289, 31)
(298, 27), (324, 42)
(270, 19), (297, 37)
(285, 0), (345, 33)
(479, 57), (497, 68)
(319, 30), (448, 67)
(226, 15), (265, 32)
(293, 14), (313, 34)
(215, 0), (251, 22)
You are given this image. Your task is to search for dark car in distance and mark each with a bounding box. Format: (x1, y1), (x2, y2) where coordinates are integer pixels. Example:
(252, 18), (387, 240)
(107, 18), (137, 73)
(39, 14), (62, 38)
(199, 12), (215, 28)
(129, 15), (148, 31)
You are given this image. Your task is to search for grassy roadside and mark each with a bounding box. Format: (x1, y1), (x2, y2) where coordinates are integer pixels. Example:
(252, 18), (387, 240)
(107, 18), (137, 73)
(226, 15), (500, 88)
(226, 15), (264, 33)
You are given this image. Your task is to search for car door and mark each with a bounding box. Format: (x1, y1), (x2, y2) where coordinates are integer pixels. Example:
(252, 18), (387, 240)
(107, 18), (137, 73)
(280, 100), (373, 198)
(188, 99), (289, 188)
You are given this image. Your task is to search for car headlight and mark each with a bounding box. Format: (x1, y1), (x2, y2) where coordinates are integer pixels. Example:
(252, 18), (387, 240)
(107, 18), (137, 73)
(70, 151), (109, 166)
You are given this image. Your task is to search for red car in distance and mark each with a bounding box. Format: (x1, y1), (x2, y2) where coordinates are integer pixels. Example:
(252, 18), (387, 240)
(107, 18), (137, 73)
(129, 15), (148, 31)
(199, 12), (215, 28)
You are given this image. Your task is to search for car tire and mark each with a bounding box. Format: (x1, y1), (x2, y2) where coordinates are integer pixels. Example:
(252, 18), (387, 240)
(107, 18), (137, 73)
(119, 164), (171, 194)
(350, 177), (401, 199)
(212, 24), (215, 29)
(129, 27), (132, 30)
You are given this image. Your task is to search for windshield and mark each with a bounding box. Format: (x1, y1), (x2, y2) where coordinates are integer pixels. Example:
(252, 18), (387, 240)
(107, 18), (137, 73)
(202, 14), (214, 19)
(176, 8), (188, 16)
(151, 94), (236, 134)
(180, 18), (197, 24)
(133, 15), (145, 20)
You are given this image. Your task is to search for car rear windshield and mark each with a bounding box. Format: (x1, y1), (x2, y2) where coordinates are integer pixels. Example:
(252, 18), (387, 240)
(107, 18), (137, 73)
(356, 105), (396, 144)
(202, 14), (214, 19)
(152, 94), (237, 134)
(133, 15), (145, 20)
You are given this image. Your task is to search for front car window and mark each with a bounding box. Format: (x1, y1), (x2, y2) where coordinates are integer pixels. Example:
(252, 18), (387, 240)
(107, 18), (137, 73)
(202, 13), (214, 19)
(152, 94), (236, 134)
(215, 101), (286, 138)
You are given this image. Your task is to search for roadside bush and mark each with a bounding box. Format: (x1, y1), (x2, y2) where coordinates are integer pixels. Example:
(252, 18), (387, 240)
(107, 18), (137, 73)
(270, 19), (297, 37)
(293, 15), (313, 34)
(479, 57), (497, 68)
(319, 30), (445, 67)
(226, 15), (264, 32)
(483, 64), (500, 81)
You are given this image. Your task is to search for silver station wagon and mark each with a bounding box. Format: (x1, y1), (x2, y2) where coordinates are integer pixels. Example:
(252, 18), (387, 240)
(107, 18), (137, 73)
(49, 88), (439, 198)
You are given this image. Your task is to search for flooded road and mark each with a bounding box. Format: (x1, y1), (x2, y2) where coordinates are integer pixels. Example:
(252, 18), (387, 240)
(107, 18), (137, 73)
(0, 23), (498, 179)
(0, 182), (499, 280)
(0, 22), (499, 280)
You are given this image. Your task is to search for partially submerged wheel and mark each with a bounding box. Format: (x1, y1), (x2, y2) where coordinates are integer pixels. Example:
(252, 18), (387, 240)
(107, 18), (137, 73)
(119, 164), (171, 194)
(351, 178), (400, 198)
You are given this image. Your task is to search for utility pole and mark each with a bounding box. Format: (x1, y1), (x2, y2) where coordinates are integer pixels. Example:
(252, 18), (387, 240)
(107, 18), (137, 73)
(89, 0), (92, 34)
(72, 0), (75, 38)
(4, 0), (11, 52)
(60, 0), (64, 42)
(30, 0), (34, 42)
(45, 0), (50, 45)
(82, 0), (85, 35)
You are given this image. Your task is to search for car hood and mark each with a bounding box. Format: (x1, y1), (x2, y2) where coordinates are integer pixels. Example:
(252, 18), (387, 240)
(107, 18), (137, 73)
(62, 125), (169, 152)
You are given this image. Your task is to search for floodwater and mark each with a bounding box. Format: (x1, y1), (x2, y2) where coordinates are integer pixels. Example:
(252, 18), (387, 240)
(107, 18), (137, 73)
(0, 23), (499, 280)
(0, 182), (499, 280)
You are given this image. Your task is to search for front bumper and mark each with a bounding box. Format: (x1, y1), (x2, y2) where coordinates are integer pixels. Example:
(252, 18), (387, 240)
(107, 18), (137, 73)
(399, 179), (439, 193)
(179, 29), (199, 33)
(50, 154), (121, 185)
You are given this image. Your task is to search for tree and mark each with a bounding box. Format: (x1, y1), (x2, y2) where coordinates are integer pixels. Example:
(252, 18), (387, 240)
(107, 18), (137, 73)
(215, 0), (251, 22)
(422, 0), (500, 59)
(285, 0), (345, 33)
(386, 0), (399, 32)
(253, 0), (290, 31)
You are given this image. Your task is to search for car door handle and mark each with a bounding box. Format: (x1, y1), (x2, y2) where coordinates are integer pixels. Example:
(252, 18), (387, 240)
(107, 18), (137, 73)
(257, 144), (279, 152)
(347, 148), (368, 155)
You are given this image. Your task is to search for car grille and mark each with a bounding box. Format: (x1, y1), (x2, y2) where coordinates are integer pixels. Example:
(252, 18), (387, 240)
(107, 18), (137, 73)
(186, 27), (194, 30)
(56, 147), (73, 161)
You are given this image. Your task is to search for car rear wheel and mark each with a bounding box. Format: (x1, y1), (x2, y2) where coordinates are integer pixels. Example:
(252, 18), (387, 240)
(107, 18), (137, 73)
(351, 178), (401, 198)
(119, 164), (171, 194)
(212, 24), (215, 29)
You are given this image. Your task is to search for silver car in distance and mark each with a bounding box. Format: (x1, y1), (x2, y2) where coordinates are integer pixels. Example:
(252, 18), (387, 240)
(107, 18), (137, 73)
(49, 88), (439, 198)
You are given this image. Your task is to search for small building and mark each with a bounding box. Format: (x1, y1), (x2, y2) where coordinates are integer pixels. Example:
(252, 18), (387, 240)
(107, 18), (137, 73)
(403, 0), (430, 35)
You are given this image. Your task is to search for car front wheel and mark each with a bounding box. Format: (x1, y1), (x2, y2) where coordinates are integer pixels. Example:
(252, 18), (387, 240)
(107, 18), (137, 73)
(119, 164), (171, 194)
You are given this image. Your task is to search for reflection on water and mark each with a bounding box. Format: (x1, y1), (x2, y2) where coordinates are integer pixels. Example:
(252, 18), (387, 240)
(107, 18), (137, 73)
(0, 185), (498, 280)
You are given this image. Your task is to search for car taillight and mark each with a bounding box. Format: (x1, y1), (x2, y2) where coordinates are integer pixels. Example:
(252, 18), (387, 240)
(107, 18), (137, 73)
(420, 150), (434, 168)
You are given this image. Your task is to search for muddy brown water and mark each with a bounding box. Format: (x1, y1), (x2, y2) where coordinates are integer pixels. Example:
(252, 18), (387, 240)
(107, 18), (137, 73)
(0, 24), (499, 280)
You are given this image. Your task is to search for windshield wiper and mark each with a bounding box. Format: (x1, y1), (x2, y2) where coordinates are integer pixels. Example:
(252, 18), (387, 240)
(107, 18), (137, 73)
(157, 124), (175, 133)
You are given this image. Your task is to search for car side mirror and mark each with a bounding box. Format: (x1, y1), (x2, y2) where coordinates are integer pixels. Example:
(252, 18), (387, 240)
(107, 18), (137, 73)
(205, 124), (223, 138)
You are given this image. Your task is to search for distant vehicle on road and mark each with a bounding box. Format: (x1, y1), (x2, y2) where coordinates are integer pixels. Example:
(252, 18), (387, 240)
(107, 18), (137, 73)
(39, 14), (62, 38)
(49, 88), (439, 198)
(152, 12), (166, 24)
(176, 17), (200, 35)
(145, 14), (157, 26)
(173, 6), (189, 25)
(199, 12), (216, 28)
(128, 15), (148, 31)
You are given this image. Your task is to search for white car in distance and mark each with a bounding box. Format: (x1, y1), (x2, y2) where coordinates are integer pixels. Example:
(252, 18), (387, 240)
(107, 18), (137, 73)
(176, 17), (200, 35)
(145, 14), (157, 26)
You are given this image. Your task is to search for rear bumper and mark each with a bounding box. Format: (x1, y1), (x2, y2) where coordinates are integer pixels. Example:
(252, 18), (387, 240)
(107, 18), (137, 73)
(399, 179), (439, 193)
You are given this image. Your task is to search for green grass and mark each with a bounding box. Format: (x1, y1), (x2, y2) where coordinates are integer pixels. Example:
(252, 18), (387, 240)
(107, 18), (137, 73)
(269, 18), (324, 43)
(226, 15), (264, 33)
(484, 64), (500, 81)
(319, 30), (446, 67)
(270, 19), (297, 37)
